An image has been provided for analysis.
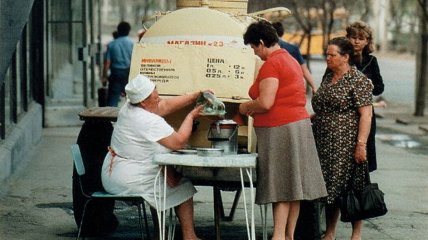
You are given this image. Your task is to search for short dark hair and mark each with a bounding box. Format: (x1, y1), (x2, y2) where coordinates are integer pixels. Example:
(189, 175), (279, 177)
(328, 37), (355, 65)
(272, 22), (284, 37)
(243, 20), (279, 48)
(117, 21), (131, 37)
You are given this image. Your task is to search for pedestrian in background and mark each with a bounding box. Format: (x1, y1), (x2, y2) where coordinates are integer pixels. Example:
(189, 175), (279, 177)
(272, 21), (317, 94)
(312, 37), (373, 240)
(239, 20), (327, 240)
(98, 31), (119, 107)
(102, 21), (134, 107)
(346, 20), (384, 172)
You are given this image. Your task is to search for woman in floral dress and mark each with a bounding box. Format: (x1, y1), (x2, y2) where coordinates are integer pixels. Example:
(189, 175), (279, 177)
(312, 37), (373, 240)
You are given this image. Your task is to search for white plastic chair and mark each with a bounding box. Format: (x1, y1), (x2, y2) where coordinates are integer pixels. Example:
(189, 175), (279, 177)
(71, 144), (150, 239)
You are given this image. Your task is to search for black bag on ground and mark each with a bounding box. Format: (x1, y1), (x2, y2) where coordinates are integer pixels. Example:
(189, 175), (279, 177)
(73, 120), (118, 236)
(339, 165), (387, 222)
(295, 200), (322, 240)
(98, 87), (108, 107)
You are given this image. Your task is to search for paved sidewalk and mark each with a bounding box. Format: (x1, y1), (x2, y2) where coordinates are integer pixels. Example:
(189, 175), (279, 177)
(0, 111), (427, 239)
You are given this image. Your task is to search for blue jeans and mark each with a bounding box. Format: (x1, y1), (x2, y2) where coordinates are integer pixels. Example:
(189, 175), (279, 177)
(107, 68), (129, 107)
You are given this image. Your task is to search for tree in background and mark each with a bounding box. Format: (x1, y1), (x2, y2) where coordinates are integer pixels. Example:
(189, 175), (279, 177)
(102, 0), (174, 34)
(289, 0), (316, 61)
(415, 0), (428, 116)
(389, 0), (419, 52)
(132, 0), (159, 27)
(248, 0), (366, 59)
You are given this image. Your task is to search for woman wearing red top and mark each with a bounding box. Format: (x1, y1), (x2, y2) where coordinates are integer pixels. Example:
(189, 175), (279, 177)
(239, 20), (327, 240)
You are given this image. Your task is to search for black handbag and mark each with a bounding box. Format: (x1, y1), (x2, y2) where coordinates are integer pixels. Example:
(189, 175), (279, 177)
(97, 87), (108, 107)
(339, 165), (387, 222)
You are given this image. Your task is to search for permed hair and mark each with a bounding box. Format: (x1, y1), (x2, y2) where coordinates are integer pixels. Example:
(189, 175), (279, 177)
(346, 21), (375, 54)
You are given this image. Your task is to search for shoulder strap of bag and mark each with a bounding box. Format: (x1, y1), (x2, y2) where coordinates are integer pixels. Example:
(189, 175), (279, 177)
(351, 162), (371, 188)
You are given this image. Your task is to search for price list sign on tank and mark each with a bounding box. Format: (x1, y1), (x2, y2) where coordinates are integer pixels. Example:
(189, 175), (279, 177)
(129, 43), (256, 100)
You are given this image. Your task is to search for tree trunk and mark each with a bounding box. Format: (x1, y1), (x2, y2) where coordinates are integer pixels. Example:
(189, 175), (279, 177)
(414, 0), (428, 116)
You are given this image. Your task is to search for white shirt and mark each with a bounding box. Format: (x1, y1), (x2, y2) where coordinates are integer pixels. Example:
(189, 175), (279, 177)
(101, 102), (196, 210)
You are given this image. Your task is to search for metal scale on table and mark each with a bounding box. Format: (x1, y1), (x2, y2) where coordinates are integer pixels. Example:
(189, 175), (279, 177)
(197, 91), (239, 155)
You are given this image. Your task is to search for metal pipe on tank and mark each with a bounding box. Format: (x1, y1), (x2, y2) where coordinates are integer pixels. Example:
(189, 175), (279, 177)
(201, 0), (209, 8)
(176, 0), (249, 15)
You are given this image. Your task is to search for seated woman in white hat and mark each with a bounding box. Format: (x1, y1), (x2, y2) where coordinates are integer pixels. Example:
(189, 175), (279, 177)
(101, 74), (203, 240)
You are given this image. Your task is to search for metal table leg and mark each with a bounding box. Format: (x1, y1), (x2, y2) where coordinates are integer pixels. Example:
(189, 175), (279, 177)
(213, 186), (222, 240)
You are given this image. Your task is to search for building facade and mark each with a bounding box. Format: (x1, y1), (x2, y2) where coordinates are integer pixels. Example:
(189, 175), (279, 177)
(0, 0), (102, 184)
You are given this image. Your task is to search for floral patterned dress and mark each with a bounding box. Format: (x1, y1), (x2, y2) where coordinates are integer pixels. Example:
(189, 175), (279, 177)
(311, 66), (373, 204)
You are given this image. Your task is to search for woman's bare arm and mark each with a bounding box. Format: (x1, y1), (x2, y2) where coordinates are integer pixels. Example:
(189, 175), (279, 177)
(239, 77), (278, 116)
(354, 105), (373, 163)
(157, 91), (200, 117)
(157, 105), (203, 150)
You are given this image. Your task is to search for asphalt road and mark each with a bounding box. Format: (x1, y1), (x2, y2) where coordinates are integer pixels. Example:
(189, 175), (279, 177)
(309, 52), (416, 108)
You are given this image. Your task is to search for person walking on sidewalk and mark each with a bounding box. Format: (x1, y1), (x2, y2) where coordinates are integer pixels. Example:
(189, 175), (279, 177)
(102, 21), (134, 107)
(346, 21), (384, 172)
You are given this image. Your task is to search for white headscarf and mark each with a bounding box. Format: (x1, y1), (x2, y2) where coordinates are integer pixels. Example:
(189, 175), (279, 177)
(125, 74), (156, 104)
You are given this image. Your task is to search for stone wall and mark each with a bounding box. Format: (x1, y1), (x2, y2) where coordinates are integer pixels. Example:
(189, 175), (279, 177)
(0, 104), (43, 187)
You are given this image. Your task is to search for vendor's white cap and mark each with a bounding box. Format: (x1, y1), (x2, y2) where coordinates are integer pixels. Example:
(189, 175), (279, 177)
(125, 74), (156, 104)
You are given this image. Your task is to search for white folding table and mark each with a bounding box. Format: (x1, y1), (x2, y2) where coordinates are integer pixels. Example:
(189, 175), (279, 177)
(153, 153), (257, 240)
